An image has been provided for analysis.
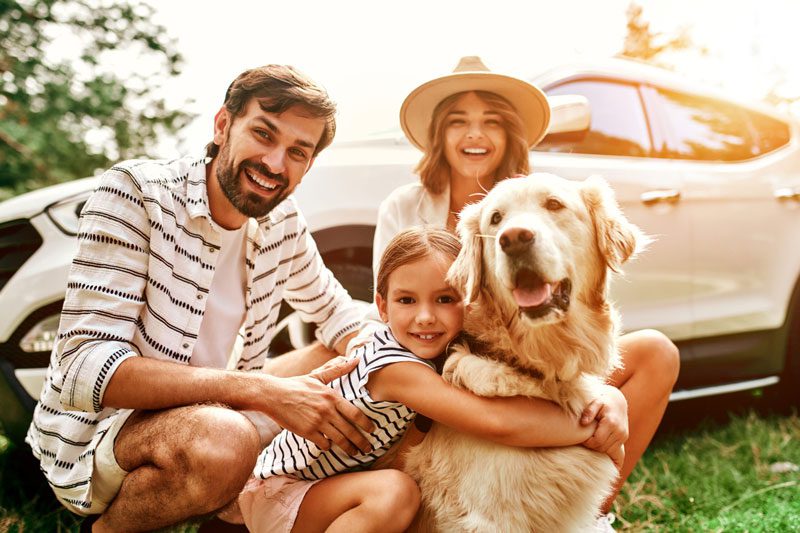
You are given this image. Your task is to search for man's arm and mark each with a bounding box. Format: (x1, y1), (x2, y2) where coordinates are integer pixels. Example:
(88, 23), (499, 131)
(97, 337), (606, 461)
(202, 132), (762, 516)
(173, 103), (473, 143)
(55, 167), (152, 413)
(103, 354), (374, 454)
(260, 330), (358, 378)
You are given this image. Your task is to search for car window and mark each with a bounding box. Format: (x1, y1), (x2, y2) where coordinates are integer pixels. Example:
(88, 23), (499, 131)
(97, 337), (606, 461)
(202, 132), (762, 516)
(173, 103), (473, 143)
(746, 109), (790, 155)
(656, 89), (758, 161)
(534, 80), (652, 157)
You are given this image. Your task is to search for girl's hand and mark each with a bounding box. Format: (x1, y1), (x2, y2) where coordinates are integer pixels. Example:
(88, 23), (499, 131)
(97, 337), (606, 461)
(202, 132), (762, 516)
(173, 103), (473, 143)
(580, 384), (629, 454)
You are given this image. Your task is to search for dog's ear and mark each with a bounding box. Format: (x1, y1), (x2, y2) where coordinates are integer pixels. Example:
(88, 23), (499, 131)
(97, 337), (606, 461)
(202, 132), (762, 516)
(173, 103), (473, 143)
(581, 175), (649, 272)
(447, 201), (483, 303)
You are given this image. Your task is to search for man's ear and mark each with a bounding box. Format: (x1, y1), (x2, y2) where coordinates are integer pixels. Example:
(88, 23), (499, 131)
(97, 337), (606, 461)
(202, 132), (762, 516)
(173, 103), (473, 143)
(213, 106), (231, 145)
(375, 292), (389, 322)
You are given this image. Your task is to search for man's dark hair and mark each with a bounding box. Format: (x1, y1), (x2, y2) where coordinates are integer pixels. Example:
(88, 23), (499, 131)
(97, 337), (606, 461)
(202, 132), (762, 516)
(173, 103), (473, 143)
(206, 64), (337, 158)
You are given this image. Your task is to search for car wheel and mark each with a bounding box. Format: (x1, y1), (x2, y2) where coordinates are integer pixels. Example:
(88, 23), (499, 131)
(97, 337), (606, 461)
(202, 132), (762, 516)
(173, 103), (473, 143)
(268, 262), (373, 356)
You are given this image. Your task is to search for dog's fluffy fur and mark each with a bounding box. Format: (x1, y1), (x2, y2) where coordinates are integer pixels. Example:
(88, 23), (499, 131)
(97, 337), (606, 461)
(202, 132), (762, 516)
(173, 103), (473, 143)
(403, 173), (645, 532)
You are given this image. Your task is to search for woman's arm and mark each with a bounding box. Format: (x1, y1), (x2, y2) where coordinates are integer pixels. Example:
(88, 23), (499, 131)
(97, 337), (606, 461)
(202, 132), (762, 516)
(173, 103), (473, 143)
(368, 362), (595, 448)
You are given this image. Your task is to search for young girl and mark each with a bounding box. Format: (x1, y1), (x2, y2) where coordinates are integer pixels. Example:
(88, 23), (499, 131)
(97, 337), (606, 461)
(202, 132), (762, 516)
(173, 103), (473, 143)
(237, 227), (618, 533)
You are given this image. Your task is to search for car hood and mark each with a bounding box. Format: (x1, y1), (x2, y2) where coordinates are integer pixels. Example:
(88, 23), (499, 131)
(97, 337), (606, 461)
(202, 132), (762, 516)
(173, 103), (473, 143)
(0, 176), (99, 222)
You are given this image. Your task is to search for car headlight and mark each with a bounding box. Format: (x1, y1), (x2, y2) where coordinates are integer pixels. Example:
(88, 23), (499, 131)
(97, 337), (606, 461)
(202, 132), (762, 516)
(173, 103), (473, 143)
(45, 192), (91, 236)
(19, 313), (60, 353)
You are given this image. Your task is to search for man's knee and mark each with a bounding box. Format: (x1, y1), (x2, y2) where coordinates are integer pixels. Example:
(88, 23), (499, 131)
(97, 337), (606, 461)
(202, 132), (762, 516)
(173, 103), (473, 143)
(160, 406), (261, 510)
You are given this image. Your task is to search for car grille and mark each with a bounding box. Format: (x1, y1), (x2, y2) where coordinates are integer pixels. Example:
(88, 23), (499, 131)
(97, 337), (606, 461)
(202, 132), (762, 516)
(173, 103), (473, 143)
(0, 219), (43, 292)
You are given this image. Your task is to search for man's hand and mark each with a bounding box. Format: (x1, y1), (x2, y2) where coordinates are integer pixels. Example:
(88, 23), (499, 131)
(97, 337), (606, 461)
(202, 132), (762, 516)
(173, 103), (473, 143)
(261, 356), (375, 456)
(580, 384), (629, 456)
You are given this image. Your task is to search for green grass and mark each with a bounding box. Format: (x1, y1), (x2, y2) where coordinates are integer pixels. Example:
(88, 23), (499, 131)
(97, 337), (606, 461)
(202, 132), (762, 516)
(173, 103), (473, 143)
(2, 408), (798, 532)
(614, 409), (800, 531)
(0, 435), (83, 532)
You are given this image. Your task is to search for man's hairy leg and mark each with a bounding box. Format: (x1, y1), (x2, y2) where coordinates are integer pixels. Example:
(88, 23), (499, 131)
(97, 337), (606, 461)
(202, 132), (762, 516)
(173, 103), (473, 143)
(93, 404), (261, 532)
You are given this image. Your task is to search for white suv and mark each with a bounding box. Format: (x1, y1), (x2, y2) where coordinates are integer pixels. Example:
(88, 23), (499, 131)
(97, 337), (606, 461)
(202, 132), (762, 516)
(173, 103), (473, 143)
(1, 58), (799, 444)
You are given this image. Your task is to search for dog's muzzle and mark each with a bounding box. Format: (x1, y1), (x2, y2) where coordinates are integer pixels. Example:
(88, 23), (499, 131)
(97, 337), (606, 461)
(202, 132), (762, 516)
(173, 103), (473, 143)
(512, 269), (572, 319)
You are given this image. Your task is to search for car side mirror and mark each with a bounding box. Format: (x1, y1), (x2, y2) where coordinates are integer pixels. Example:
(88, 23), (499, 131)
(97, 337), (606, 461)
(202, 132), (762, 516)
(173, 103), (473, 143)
(540, 95), (591, 144)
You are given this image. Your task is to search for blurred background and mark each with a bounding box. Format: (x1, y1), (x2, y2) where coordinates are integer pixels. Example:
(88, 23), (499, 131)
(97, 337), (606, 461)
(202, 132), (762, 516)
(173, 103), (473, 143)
(3, 0), (800, 197)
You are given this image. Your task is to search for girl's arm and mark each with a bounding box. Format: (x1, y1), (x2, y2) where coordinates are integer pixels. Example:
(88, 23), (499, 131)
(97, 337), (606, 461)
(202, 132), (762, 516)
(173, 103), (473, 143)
(367, 362), (595, 448)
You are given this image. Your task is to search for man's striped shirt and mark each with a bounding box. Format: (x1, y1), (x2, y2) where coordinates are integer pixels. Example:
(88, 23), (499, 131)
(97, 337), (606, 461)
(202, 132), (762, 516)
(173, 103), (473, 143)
(25, 154), (362, 509)
(254, 326), (434, 481)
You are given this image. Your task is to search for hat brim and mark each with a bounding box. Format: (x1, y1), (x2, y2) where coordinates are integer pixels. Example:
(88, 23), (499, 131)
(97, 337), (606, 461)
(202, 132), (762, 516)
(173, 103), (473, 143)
(400, 72), (551, 151)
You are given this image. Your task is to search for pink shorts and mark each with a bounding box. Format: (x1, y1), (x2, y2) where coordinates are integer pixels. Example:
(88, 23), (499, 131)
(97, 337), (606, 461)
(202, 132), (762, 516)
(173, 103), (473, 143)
(238, 475), (320, 533)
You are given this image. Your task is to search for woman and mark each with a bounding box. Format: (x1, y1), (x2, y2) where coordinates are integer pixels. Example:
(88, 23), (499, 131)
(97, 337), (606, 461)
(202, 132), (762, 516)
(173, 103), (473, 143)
(374, 56), (680, 521)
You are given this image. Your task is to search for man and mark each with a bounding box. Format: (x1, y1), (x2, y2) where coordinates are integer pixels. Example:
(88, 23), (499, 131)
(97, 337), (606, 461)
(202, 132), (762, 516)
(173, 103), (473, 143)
(26, 65), (375, 531)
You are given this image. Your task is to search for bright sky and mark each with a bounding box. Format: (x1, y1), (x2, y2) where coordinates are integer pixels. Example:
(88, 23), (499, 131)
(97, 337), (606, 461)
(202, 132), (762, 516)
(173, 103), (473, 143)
(146, 0), (800, 157)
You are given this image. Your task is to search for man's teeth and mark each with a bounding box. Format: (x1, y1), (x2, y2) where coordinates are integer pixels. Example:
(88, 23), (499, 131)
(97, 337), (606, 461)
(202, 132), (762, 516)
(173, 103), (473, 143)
(246, 170), (278, 190)
(463, 148), (487, 155)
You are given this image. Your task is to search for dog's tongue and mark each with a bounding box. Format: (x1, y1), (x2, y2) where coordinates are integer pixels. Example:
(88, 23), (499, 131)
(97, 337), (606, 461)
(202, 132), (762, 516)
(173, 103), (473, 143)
(512, 281), (552, 307)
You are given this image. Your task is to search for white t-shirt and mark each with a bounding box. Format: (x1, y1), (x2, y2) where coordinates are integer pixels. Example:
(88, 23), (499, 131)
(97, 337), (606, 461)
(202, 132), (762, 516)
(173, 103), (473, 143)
(191, 223), (248, 368)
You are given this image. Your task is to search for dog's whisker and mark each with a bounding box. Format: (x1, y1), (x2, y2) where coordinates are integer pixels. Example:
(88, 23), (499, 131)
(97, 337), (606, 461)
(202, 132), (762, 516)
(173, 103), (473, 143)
(474, 173), (491, 195)
(474, 233), (496, 239)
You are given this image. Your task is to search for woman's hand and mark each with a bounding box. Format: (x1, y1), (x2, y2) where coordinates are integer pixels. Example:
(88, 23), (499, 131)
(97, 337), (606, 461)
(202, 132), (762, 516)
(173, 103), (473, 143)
(580, 384), (629, 456)
(607, 444), (625, 471)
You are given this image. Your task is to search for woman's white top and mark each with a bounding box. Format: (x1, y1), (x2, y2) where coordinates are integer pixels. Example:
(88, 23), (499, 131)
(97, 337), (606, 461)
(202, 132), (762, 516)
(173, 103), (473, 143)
(371, 180), (451, 278)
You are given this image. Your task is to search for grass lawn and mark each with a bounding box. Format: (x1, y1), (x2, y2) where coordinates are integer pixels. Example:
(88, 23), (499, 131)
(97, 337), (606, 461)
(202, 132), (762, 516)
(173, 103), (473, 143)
(2, 403), (798, 532)
(614, 407), (799, 531)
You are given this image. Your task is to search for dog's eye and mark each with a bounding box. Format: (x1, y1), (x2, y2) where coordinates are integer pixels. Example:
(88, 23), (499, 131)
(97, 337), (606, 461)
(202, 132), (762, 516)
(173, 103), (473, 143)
(490, 211), (503, 225)
(545, 198), (565, 211)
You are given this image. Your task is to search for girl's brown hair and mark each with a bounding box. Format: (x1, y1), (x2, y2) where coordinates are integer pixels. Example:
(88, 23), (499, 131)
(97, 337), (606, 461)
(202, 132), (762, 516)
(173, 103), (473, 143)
(376, 227), (461, 299)
(416, 90), (530, 194)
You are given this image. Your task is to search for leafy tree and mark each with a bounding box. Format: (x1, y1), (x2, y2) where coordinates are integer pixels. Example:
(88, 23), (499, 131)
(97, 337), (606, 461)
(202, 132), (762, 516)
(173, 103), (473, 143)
(0, 0), (193, 199)
(619, 2), (699, 65)
(619, 3), (799, 115)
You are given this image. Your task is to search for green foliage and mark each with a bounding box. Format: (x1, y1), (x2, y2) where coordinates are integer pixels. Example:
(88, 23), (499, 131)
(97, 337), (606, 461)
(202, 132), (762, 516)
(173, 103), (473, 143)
(0, 0), (194, 200)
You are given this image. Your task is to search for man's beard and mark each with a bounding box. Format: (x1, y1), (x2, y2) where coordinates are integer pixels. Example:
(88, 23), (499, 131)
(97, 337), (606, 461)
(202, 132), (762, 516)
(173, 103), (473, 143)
(215, 141), (290, 219)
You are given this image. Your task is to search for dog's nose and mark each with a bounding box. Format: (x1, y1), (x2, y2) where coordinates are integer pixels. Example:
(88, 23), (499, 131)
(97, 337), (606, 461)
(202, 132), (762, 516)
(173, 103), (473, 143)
(499, 227), (534, 256)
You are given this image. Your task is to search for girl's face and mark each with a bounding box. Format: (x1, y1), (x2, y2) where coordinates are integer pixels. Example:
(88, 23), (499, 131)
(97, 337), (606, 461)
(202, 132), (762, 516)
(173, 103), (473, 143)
(376, 253), (464, 360)
(443, 91), (508, 185)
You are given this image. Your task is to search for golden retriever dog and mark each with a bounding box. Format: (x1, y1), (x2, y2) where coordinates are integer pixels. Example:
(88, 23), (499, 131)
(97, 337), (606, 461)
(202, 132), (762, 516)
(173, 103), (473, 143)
(403, 173), (645, 532)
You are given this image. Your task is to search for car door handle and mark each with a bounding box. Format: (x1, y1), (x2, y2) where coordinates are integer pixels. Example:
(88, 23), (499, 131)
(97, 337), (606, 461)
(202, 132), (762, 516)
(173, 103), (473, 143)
(641, 189), (681, 206)
(774, 187), (800, 201)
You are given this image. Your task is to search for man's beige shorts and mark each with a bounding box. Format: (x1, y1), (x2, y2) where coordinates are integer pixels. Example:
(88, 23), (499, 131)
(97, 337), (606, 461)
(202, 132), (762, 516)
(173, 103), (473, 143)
(55, 409), (132, 516)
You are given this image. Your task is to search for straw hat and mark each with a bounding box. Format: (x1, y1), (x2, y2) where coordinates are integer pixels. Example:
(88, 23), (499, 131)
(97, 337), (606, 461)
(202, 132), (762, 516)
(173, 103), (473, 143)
(400, 56), (550, 151)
